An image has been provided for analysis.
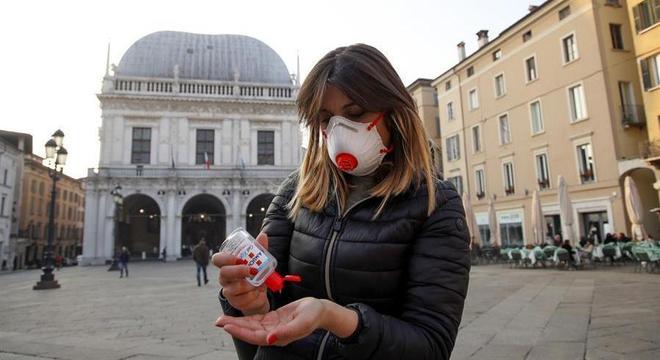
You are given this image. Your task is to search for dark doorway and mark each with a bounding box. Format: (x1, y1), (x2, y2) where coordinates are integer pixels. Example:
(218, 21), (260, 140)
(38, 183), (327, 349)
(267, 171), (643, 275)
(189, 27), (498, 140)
(120, 194), (161, 258)
(181, 194), (226, 256)
(246, 193), (275, 238)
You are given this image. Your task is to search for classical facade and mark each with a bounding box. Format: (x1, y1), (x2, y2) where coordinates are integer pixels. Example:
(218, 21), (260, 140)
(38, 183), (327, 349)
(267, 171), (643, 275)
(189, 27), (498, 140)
(82, 32), (301, 264)
(412, 0), (658, 247)
(0, 135), (21, 270)
(626, 0), (660, 200)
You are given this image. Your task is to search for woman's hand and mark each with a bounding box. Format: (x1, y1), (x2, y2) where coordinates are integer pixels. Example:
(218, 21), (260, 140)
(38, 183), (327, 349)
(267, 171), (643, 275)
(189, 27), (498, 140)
(215, 297), (358, 346)
(212, 233), (270, 315)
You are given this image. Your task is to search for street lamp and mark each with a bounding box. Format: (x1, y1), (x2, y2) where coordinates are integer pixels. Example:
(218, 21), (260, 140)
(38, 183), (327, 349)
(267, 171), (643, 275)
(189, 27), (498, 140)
(34, 130), (68, 290)
(108, 185), (123, 271)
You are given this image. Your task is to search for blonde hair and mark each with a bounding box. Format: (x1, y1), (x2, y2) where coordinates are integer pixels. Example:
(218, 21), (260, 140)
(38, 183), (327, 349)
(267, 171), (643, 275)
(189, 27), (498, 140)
(290, 44), (436, 219)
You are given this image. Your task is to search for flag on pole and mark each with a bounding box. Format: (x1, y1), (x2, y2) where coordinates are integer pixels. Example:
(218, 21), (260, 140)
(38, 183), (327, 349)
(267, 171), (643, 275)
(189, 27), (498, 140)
(204, 152), (210, 169)
(170, 145), (176, 168)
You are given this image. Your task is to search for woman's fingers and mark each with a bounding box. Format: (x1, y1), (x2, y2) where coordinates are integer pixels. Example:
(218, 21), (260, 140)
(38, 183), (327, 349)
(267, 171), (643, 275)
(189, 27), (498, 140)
(211, 252), (239, 268)
(223, 323), (268, 346)
(219, 265), (253, 285)
(266, 313), (314, 346)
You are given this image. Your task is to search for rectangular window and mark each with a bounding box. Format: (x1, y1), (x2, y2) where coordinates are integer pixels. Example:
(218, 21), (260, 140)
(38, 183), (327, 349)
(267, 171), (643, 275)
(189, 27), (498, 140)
(195, 129), (215, 165)
(633, 0), (660, 32)
(499, 114), (511, 144)
(523, 30), (532, 42)
(503, 162), (515, 194)
(432, 91), (439, 106)
(500, 220), (524, 247)
(472, 125), (482, 153)
(447, 102), (455, 120)
(559, 6), (571, 20)
(525, 56), (538, 82)
(467, 66), (475, 77)
(492, 49), (502, 61)
(434, 115), (441, 137)
(468, 89), (479, 110)
(494, 74), (506, 97)
(131, 127), (151, 164)
(562, 34), (578, 63)
(640, 53), (660, 90)
(446, 135), (460, 161)
(610, 24), (624, 49)
(606, 0), (621, 6)
(577, 143), (595, 183)
(445, 80), (451, 90)
(568, 84), (588, 121)
(535, 153), (550, 189)
(2, 169), (7, 185)
(475, 169), (485, 198)
(0, 195), (5, 217)
(448, 176), (463, 195)
(257, 131), (275, 165)
(530, 100), (544, 134)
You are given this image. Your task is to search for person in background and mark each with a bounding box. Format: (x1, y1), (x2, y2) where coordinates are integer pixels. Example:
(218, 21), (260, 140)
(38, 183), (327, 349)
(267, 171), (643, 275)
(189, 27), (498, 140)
(193, 240), (210, 287)
(161, 247), (167, 262)
(119, 246), (130, 278)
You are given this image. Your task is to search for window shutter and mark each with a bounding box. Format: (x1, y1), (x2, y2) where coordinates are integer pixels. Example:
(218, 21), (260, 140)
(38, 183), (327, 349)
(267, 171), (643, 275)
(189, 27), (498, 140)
(633, 5), (642, 32)
(641, 58), (652, 90)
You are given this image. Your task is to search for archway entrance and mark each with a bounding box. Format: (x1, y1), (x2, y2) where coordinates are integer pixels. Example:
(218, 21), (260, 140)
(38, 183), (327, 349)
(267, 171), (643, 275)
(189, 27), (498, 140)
(620, 167), (659, 239)
(246, 193), (275, 238)
(120, 194), (161, 258)
(181, 194), (226, 256)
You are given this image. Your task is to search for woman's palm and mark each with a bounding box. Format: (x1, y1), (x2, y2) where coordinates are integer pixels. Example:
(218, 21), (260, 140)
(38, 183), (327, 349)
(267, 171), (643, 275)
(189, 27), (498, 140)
(218, 297), (324, 346)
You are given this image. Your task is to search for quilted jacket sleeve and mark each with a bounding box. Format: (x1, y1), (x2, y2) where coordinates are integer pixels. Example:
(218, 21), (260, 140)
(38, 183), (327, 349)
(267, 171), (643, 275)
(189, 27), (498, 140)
(329, 181), (471, 360)
(219, 171), (298, 360)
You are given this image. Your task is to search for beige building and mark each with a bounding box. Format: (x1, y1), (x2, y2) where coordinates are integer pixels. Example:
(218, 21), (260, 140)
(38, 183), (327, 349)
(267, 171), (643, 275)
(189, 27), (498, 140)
(407, 78), (443, 176)
(415, 0), (658, 246)
(19, 153), (85, 267)
(626, 0), (660, 199)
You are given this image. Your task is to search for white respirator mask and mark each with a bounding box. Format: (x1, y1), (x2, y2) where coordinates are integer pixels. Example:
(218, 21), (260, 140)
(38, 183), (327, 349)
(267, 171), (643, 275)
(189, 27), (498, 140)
(323, 113), (393, 176)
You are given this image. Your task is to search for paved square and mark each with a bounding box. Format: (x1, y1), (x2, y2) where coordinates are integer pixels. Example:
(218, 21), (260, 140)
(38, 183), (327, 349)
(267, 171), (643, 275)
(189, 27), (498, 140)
(1, 262), (659, 359)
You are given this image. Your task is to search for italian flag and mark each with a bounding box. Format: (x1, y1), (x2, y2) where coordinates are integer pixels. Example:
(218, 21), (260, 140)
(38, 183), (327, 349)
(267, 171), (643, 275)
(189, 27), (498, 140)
(204, 152), (210, 169)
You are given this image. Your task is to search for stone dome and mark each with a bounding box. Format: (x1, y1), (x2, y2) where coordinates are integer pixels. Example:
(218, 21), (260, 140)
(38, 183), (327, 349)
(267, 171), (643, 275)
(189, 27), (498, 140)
(116, 31), (292, 84)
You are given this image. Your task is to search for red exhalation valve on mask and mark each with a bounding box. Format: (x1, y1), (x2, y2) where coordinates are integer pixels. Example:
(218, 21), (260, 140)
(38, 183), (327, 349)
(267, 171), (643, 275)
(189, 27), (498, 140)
(335, 153), (358, 172)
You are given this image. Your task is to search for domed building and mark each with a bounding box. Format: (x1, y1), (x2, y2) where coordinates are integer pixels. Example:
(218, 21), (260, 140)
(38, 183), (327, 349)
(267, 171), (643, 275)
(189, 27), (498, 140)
(82, 32), (301, 264)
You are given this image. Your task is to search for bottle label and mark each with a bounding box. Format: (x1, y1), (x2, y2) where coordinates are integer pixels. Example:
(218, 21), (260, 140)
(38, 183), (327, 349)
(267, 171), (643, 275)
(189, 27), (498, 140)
(239, 244), (270, 274)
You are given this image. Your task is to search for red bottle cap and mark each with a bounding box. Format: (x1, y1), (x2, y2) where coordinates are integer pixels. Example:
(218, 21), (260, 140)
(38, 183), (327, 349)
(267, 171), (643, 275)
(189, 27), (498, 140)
(335, 153), (358, 172)
(264, 272), (302, 293)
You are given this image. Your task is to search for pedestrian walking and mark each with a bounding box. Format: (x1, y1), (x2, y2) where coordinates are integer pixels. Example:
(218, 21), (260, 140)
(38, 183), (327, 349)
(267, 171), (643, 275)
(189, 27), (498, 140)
(212, 44), (470, 359)
(119, 246), (130, 278)
(193, 240), (210, 286)
(161, 247), (167, 262)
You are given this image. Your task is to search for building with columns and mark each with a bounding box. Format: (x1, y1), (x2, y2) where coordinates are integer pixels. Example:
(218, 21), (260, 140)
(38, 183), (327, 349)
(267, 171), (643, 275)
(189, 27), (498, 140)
(82, 32), (301, 264)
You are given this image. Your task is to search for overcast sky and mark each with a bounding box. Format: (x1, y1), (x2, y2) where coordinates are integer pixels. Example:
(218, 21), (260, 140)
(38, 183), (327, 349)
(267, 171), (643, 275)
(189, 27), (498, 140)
(0, 0), (536, 178)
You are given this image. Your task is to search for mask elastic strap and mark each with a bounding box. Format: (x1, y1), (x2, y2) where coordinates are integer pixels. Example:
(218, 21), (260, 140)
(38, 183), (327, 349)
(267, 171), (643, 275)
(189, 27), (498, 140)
(379, 145), (394, 154)
(366, 113), (385, 131)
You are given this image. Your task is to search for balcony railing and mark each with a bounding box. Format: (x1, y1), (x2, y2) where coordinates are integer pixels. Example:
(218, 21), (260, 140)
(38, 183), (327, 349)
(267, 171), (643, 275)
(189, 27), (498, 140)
(580, 169), (595, 183)
(537, 178), (550, 190)
(641, 140), (660, 169)
(621, 105), (646, 128)
(87, 166), (298, 180)
(105, 75), (297, 101)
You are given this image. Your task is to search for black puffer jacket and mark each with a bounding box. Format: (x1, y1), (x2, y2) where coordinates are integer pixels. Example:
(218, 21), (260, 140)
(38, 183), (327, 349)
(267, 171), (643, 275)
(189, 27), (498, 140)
(220, 171), (470, 360)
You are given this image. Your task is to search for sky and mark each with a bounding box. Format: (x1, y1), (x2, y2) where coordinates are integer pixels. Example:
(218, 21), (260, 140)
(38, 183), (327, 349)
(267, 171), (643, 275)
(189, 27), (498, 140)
(0, 0), (537, 179)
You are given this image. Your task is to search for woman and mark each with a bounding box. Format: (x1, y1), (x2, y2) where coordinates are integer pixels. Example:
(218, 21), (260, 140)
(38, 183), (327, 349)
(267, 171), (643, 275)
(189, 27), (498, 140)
(213, 44), (470, 360)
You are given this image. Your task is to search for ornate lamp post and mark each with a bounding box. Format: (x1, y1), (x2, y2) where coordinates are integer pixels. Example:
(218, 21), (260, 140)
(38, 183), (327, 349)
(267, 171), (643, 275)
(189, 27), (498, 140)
(108, 185), (123, 271)
(34, 130), (67, 290)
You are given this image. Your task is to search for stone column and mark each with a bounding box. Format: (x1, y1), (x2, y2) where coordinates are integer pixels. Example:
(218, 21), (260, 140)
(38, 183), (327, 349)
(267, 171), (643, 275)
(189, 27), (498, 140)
(81, 189), (98, 264)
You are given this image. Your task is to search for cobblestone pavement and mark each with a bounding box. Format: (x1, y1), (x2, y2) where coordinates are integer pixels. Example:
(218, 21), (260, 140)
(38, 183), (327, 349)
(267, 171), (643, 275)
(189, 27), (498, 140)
(1, 262), (659, 359)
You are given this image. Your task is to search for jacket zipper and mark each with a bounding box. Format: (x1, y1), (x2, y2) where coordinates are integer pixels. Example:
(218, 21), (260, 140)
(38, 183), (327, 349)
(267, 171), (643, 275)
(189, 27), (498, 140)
(318, 194), (373, 359)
